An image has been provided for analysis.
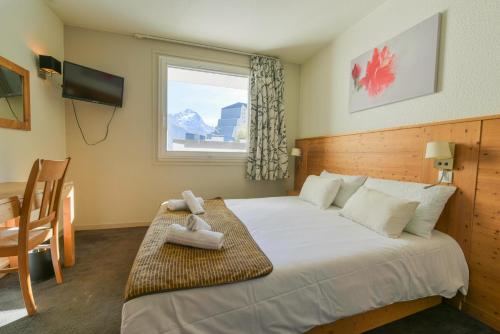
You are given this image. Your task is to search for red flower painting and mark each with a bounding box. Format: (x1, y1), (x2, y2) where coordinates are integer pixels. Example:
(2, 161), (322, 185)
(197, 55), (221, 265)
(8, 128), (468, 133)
(351, 63), (362, 91)
(351, 46), (396, 97)
(349, 14), (440, 113)
(351, 64), (361, 80)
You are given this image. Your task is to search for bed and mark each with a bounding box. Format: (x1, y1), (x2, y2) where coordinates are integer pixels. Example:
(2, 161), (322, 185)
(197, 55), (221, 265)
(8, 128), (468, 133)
(121, 196), (468, 334)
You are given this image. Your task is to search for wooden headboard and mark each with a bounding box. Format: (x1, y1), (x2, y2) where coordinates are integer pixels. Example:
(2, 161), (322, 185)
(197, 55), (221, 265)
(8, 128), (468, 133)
(294, 115), (500, 330)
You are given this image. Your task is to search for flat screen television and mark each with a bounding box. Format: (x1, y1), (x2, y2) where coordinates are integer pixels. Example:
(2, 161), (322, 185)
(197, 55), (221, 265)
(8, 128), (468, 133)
(62, 61), (124, 107)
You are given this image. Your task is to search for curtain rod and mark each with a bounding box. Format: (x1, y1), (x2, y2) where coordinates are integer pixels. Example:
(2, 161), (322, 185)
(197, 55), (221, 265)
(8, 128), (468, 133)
(133, 33), (279, 60)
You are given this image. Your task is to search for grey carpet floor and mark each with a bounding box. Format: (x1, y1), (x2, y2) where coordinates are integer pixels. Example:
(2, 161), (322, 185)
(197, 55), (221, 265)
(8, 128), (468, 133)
(0, 228), (497, 334)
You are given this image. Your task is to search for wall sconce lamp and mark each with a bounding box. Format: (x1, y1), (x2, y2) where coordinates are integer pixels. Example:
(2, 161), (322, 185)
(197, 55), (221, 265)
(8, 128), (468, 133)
(291, 147), (302, 160)
(38, 55), (61, 78)
(424, 141), (455, 187)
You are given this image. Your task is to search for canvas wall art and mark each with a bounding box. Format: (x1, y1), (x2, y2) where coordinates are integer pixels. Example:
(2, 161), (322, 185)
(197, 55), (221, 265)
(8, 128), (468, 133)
(349, 14), (441, 113)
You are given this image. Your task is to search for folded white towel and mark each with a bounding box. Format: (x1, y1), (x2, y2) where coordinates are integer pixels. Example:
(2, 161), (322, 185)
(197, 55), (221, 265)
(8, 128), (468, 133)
(165, 224), (224, 250)
(182, 190), (205, 214)
(166, 198), (204, 211)
(186, 214), (212, 231)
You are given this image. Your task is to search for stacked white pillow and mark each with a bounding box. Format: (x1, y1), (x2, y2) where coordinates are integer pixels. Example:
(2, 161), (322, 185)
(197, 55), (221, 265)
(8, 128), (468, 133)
(320, 171), (367, 207)
(363, 178), (456, 238)
(299, 175), (342, 209)
(339, 186), (420, 238)
(298, 173), (456, 239)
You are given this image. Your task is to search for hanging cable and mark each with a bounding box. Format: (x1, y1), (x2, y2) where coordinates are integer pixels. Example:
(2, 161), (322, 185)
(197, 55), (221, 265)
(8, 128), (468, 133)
(424, 170), (446, 189)
(72, 99), (117, 146)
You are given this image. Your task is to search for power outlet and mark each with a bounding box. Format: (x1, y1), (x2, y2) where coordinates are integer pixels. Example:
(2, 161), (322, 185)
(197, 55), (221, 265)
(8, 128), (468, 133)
(438, 170), (453, 184)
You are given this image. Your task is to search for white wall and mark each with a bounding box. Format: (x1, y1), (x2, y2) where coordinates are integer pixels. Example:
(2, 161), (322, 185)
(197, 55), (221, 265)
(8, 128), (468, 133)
(299, 0), (500, 138)
(0, 0), (66, 181)
(64, 27), (300, 229)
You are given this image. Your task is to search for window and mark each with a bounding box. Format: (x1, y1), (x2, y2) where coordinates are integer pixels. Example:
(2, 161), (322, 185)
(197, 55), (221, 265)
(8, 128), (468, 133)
(157, 55), (250, 162)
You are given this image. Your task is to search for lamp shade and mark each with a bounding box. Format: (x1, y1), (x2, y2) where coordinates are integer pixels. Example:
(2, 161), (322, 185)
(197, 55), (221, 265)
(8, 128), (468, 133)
(290, 148), (302, 157)
(39, 55), (61, 74)
(425, 141), (452, 159)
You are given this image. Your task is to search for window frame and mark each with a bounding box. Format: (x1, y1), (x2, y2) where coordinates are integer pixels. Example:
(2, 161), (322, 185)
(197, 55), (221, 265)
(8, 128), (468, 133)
(156, 54), (251, 164)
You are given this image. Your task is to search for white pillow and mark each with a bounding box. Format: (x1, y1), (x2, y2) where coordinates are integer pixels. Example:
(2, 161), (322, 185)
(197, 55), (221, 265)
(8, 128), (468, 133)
(299, 175), (342, 209)
(364, 178), (456, 238)
(320, 171), (367, 207)
(339, 186), (420, 238)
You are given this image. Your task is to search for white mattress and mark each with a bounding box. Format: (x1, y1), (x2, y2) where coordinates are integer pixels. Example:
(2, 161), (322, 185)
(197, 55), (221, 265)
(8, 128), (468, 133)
(121, 196), (469, 334)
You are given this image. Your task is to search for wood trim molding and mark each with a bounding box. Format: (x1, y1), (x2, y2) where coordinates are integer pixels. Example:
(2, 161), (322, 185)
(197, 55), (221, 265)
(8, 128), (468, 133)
(74, 221), (150, 231)
(296, 113), (500, 142)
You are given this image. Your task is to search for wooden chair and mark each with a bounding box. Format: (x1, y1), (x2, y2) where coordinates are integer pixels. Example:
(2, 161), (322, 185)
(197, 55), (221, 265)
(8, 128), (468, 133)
(0, 158), (70, 315)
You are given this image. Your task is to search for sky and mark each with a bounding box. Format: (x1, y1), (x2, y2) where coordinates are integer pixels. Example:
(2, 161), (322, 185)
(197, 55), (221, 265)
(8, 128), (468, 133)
(168, 80), (248, 127)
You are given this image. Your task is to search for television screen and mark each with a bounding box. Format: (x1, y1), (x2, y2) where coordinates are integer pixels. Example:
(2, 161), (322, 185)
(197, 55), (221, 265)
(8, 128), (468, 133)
(62, 61), (124, 107)
(0, 67), (23, 98)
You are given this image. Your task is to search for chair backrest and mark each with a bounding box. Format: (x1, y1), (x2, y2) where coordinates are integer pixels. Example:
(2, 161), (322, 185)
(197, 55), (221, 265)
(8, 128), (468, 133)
(18, 158), (71, 248)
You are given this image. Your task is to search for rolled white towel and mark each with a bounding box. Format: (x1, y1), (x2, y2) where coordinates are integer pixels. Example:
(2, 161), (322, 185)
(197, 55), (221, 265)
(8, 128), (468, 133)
(186, 214), (212, 231)
(166, 198), (204, 211)
(182, 190), (205, 214)
(165, 224), (224, 250)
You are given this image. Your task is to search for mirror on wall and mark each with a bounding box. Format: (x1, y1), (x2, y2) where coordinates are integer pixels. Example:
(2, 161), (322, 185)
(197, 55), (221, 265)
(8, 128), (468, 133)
(0, 56), (30, 131)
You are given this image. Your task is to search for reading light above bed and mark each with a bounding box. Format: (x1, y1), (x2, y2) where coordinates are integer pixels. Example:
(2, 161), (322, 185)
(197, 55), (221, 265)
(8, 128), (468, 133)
(291, 147), (302, 158)
(425, 141), (454, 170)
(425, 141), (455, 186)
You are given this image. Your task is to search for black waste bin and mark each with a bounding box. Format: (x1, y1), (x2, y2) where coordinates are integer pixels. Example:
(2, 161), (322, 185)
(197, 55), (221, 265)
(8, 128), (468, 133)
(29, 247), (55, 282)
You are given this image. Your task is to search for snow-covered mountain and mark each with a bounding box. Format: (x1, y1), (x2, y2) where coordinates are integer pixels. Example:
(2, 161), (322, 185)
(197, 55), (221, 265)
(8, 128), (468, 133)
(167, 109), (215, 148)
(169, 109), (214, 135)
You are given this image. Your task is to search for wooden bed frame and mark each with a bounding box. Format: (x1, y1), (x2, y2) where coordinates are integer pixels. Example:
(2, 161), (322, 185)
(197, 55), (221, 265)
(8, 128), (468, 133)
(307, 296), (442, 334)
(294, 114), (500, 332)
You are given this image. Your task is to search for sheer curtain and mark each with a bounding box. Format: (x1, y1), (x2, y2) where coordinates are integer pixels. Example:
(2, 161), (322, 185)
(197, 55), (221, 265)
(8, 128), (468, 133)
(246, 56), (289, 181)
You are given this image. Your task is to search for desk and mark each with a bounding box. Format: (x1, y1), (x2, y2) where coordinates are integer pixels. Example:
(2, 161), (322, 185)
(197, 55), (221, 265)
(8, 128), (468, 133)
(0, 181), (75, 271)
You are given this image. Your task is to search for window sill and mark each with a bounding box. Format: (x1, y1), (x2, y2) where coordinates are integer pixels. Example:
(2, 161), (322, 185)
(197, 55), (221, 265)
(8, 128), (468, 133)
(155, 153), (248, 166)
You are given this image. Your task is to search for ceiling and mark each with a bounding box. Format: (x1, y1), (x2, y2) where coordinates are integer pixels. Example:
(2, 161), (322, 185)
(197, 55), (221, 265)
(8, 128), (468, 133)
(46, 0), (387, 64)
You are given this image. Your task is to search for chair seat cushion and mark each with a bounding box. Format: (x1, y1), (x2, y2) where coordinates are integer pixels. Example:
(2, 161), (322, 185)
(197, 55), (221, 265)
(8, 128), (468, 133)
(0, 227), (52, 256)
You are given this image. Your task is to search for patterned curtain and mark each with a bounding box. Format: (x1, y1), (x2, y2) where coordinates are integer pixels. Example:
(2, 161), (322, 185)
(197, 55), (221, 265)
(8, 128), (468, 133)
(246, 56), (289, 181)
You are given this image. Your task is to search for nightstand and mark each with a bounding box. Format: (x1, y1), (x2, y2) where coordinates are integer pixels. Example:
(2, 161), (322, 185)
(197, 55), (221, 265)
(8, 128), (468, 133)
(287, 190), (300, 196)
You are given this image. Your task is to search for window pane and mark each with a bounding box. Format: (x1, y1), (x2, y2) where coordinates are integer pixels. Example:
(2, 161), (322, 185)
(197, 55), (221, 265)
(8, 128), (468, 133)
(166, 66), (249, 153)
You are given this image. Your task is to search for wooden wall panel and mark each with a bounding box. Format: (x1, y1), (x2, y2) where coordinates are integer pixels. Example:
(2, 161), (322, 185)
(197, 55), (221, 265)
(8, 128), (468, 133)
(466, 118), (500, 329)
(295, 127), (424, 189)
(294, 116), (499, 331)
(420, 122), (481, 257)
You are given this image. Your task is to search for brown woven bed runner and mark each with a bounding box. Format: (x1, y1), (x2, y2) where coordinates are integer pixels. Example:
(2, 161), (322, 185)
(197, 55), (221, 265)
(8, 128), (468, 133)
(124, 198), (273, 301)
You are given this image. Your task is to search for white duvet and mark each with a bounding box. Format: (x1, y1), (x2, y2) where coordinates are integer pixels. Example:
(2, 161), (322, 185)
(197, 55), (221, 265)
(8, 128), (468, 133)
(121, 196), (468, 334)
